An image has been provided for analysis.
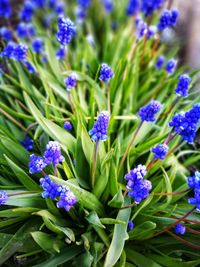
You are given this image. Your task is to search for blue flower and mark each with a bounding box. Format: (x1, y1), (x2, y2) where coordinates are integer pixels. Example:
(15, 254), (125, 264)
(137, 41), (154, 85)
(56, 17), (76, 46)
(20, 1), (35, 22)
(64, 73), (77, 91)
(135, 19), (148, 40)
(40, 176), (60, 199)
(56, 47), (66, 60)
(0, 191), (8, 205)
(21, 136), (34, 151)
(175, 224), (186, 235)
(77, 0), (91, 8)
(27, 23), (36, 37)
(157, 9), (179, 31)
(101, 0), (113, 13)
(99, 63), (114, 82)
(155, 55), (165, 69)
(165, 59), (177, 74)
(64, 121), (73, 131)
(13, 43), (28, 62)
(138, 100), (162, 122)
(29, 154), (47, 174)
(125, 165), (152, 204)
(75, 6), (87, 23)
(32, 0), (46, 8)
(0, 0), (12, 18)
(126, 0), (140, 16)
(0, 27), (12, 41)
(151, 144), (169, 160)
(141, 0), (164, 16)
(32, 38), (44, 54)
(55, 1), (65, 16)
(125, 164), (147, 189)
(175, 74), (191, 97)
(187, 172), (200, 189)
(89, 111), (110, 142)
(44, 141), (65, 165)
(147, 25), (157, 39)
(57, 187), (76, 211)
(24, 61), (36, 74)
(0, 42), (16, 59)
(128, 220), (134, 231)
(16, 23), (28, 38)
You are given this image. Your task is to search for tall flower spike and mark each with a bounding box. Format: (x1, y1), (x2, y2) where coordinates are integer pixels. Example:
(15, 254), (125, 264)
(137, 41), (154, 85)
(57, 187), (77, 211)
(128, 179), (152, 203)
(89, 111), (110, 142)
(44, 141), (65, 165)
(56, 17), (76, 46)
(29, 154), (47, 174)
(175, 224), (186, 235)
(175, 74), (191, 98)
(166, 59), (177, 74)
(125, 164), (147, 189)
(126, 0), (140, 16)
(99, 63), (114, 82)
(151, 144), (169, 160)
(40, 176), (60, 199)
(64, 73), (77, 91)
(0, 191), (8, 206)
(138, 100), (162, 122)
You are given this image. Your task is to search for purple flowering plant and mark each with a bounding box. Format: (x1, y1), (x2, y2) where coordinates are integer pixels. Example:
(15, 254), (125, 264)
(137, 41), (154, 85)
(0, 0), (200, 266)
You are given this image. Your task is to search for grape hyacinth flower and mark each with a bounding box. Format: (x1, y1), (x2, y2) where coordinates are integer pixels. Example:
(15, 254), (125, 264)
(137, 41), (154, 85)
(135, 19), (148, 40)
(147, 25), (157, 39)
(0, 27), (12, 41)
(125, 165), (152, 204)
(128, 221), (134, 231)
(169, 104), (200, 143)
(33, 0), (46, 8)
(151, 144), (169, 160)
(21, 136), (34, 151)
(75, 6), (87, 24)
(24, 61), (36, 74)
(44, 141), (64, 165)
(0, 0), (12, 18)
(27, 23), (36, 37)
(141, 0), (165, 17)
(101, 0), (113, 13)
(16, 23), (28, 38)
(32, 38), (44, 54)
(40, 176), (60, 199)
(57, 187), (77, 211)
(175, 224), (186, 235)
(166, 59), (177, 74)
(157, 9), (179, 31)
(155, 55), (165, 69)
(99, 63), (114, 83)
(29, 154), (47, 174)
(20, 0), (35, 22)
(89, 111), (110, 142)
(55, 1), (65, 16)
(13, 43), (28, 62)
(0, 191), (8, 205)
(175, 74), (191, 98)
(56, 47), (66, 60)
(0, 42), (16, 59)
(138, 100), (162, 122)
(56, 17), (76, 46)
(77, 0), (91, 8)
(126, 0), (140, 16)
(64, 121), (73, 131)
(64, 73), (77, 91)
(187, 171), (200, 210)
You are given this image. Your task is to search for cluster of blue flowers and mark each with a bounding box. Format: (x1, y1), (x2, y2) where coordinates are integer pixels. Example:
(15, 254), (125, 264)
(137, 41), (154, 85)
(187, 171), (200, 210)
(16, 22), (36, 39)
(29, 141), (64, 174)
(32, 38), (44, 54)
(169, 104), (200, 143)
(175, 223), (186, 235)
(99, 63), (114, 83)
(40, 176), (76, 211)
(126, 0), (165, 17)
(0, 27), (12, 42)
(157, 9), (179, 31)
(125, 165), (152, 203)
(89, 111), (110, 142)
(0, 0), (12, 18)
(156, 56), (177, 74)
(64, 73), (77, 91)
(101, 0), (113, 13)
(21, 136), (34, 151)
(0, 191), (8, 206)
(175, 74), (191, 97)
(138, 100), (162, 122)
(151, 144), (169, 160)
(56, 17), (76, 46)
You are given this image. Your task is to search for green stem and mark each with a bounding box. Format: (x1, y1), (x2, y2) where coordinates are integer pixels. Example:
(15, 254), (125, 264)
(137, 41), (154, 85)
(118, 121), (143, 175)
(91, 140), (99, 188)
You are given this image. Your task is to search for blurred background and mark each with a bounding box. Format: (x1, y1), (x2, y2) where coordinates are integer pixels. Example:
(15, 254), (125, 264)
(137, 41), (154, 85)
(1, 0), (200, 69)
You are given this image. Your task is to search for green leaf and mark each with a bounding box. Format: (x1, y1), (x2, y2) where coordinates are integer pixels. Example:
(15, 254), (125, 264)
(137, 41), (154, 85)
(85, 211), (105, 229)
(129, 221), (156, 240)
(104, 198), (131, 267)
(4, 155), (40, 191)
(126, 249), (162, 267)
